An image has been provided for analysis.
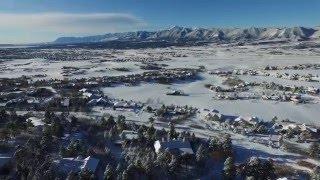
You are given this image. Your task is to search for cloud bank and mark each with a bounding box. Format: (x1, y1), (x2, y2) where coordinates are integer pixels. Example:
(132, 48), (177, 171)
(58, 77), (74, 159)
(0, 13), (146, 34)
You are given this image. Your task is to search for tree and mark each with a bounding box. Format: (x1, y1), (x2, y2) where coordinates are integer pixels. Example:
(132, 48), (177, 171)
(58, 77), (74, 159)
(271, 116), (278, 123)
(169, 123), (177, 140)
(309, 142), (320, 159)
(104, 164), (114, 180)
(148, 117), (155, 124)
(146, 125), (156, 140)
(0, 109), (8, 121)
(66, 171), (79, 180)
(222, 134), (233, 155)
(102, 115), (115, 130)
(156, 149), (171, 169)
(146, 106), (153, 113)
(117, 115), (126, 131)
(70, 116), (78, 127)
(311, 166), (320, 180)
(241, 157), (262, 179)
(209, 138), (218, 151)
(262, 158), (275, 179)
(51, 121), (64, 137)
(196, 144), (208, 167)
(121, 170), (128, 180)
(223, 157), (235, 179)
(44, 110), (54, 124)
(79, 169), (93, 180)
(168, 155), (180, 175)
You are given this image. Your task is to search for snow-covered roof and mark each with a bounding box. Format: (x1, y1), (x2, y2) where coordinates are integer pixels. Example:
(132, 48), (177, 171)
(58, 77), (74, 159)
(81, 156), (99, 173)
(55, 156), (99, 174)
(54, 157), (84, 173)
(120, 130), (138, 140)
(0, 156), (11, 167)
(82, 92), (93, 98)
(27, 117), (44, 127)
(234, 116), (259, 124)
(154, 140), (194, 155)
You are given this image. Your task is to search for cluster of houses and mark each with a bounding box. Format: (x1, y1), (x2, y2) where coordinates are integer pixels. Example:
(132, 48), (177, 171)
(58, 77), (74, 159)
(153, 104), (198, 123)
(264, 64), (320, 71)
(210, 64), (320, 83)
(0, 83), (146, 113)
(204, 74), (319, 103)
(272, 73), (318, 82)
(201, 108), (320, 149)
(261, 93), (305, 103)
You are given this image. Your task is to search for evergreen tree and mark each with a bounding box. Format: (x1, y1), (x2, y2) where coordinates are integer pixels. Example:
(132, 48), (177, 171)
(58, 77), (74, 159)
(79, 169), (93, 180)
(168, 155), (180, 175)
(311, 166), (320, 180)
(104, 164), (114, 180)
(121, 170), (128, 180)
(223, 157), (235, 179)
(309, 142), (320, 158)
(196, 144), (208, 167)
(262, 158), (275, 179)
(169, 123), (177, 140)
(222, 134), (232, 155)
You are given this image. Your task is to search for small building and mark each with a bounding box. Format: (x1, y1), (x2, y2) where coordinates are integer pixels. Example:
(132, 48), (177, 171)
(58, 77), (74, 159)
(0, 156), (12, 173)
(87, 97), (109, 106)
(54, 156), (100, 175)
(80, 156), (100, 173)
(27, 117), (45, 129)
(154, 139), (194, 155)
(234, 116), (259, 126)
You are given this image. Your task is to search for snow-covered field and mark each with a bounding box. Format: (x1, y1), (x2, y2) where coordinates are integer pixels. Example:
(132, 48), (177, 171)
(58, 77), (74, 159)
(1, 44), (320, 126)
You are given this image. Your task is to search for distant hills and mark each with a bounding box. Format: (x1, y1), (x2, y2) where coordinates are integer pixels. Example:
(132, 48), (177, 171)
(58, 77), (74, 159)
(53, 26), (320, 44)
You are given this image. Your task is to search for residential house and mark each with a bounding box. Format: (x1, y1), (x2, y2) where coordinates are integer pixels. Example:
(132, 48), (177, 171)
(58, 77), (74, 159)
(154, 139), (194, 155)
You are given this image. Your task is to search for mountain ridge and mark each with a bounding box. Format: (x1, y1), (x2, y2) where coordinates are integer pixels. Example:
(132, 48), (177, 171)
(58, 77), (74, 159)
(53, 26), (320, 44)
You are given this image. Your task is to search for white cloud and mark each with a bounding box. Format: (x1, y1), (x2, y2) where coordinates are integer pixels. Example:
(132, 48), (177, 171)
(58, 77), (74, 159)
(0, 13), (147, 34)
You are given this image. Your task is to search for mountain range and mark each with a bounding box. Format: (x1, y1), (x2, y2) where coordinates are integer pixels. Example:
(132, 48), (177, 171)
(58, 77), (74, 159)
(53, 26), (320, 44)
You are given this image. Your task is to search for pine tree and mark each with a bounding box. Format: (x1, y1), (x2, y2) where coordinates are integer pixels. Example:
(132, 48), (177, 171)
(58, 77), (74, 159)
(104, 164), (114, 180)
(223, 157), (235, 179)
(262, 158), (275, 179)
(222, 134), (232, 155)
(311, 166), (320, 180)
(121, 170), (128, 180)
(309, 142), (320, 158)
(168, 155), (180, 174)
(66, 171), (78, 180)
(196, 144), (208, 167)
(169, 123), (177, 140)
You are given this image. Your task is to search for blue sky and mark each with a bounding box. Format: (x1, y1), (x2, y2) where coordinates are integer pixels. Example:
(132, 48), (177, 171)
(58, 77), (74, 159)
(0, 0), (319, 43)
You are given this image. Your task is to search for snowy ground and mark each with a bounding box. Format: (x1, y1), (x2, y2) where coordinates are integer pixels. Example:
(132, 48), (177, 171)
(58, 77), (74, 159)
(5, 43), (320, 173)
(1, 44), (320, 125)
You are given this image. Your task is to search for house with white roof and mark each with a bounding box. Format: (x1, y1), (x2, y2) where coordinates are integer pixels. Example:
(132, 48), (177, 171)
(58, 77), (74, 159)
(54, 156), (100, 175)
(234, 116), (259, 126)
(27, 117), (45, 127)
(154, 139), (194, 155)
(80, 156), (100, 173)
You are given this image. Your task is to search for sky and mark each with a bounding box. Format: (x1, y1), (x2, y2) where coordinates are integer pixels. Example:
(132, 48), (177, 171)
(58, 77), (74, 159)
(0, 0), (319, 44)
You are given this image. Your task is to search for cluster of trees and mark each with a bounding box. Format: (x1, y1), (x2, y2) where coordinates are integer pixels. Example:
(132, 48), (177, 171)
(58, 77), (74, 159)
(60, 140), (87, 158)
(309, 142), (320, 159)
(238, 157), (275, 179)
(208, 134), (233, 156)
(154, 104), (197, 118)
(102, 146), (192, 180)
(14, 138), (56, 179)
(0, 109), (31, 137)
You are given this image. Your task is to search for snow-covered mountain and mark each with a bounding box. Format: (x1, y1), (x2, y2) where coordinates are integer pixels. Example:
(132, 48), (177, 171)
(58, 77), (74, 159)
(53, 26), (320, 44)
